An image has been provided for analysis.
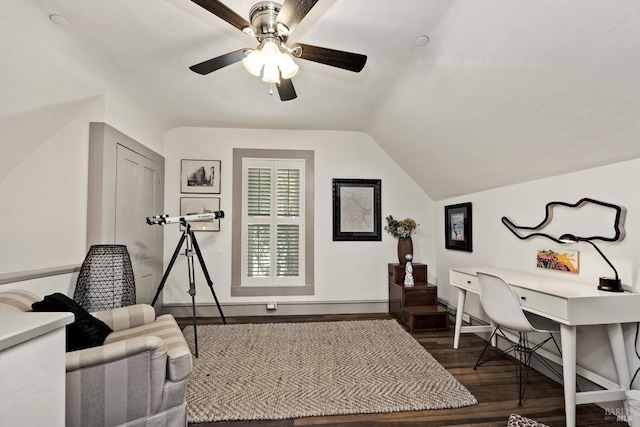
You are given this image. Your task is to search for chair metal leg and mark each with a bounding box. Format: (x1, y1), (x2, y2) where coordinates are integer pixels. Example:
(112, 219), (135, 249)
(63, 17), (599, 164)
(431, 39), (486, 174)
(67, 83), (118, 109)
(474, 326), (518, 370)
(515, 332), (568, 407)
(516, 332), (538, 407)
(477, 330), (565, 407)
(475, 328), (567, 407)
(524, 333), (564, 381)
(474, 327), (499, 370)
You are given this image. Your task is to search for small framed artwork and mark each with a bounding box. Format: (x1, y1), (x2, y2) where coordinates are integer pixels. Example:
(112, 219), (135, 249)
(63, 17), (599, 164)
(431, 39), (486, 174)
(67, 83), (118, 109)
(536, 249), (580, 273)
(445, 202), (473, 252)
(332, 178), (382, 241)
(181, 159), (221, 194)
(180, 197), (221, 231)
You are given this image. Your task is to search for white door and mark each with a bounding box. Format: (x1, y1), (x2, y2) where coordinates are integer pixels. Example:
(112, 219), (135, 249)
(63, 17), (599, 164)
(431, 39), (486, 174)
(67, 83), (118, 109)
(115, 144), (162, 306)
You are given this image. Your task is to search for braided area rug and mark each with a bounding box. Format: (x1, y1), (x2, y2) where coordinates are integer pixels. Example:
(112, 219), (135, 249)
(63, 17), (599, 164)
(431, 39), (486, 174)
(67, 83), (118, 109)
(184, 319), (477, 423)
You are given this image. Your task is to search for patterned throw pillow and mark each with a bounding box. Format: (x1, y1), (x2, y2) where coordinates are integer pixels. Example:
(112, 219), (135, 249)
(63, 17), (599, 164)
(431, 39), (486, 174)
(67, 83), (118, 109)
(507, 413), (550, 427)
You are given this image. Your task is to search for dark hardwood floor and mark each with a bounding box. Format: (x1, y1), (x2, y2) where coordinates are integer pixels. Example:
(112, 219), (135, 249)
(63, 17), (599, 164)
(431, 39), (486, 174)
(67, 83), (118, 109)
(178, 313), (628, 427)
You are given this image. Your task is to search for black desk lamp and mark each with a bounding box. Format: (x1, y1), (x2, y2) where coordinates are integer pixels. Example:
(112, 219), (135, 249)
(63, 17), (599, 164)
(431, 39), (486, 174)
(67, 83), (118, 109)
(559, 234), (623, 292)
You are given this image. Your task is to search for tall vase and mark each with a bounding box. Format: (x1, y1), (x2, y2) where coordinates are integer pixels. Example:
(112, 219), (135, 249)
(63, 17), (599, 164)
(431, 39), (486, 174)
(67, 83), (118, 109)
(397, 236), (413, 264)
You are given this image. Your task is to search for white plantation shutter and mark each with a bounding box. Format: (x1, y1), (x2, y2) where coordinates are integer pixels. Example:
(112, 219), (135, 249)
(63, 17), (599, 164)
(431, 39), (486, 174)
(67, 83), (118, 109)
(277, 168), (300, 217)
(246, 224), (270, 277)
(243, 159), (304, 286)
(276, 168), (300, 277)
(277, 225), (299, 277)
(246, 167), (271, 279)
(247, 167), (271, 217)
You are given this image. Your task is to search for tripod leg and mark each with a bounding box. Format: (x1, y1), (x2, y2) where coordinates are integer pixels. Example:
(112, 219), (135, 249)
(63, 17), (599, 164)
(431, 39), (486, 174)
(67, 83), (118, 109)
(190, 281), (199, 358)
(151, 232), (187, 307)
(190, 230), (226, 324)
(185, 227), (199, 358)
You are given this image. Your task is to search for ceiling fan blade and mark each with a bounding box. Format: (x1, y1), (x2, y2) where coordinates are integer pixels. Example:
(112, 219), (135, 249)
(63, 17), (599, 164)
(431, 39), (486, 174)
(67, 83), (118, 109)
(292, 43), (367, 72)
(191, 0), (256, 34)
(276, 0), (319, 35)
(277, 79), (297, 101)
(190, 49), (247, 75)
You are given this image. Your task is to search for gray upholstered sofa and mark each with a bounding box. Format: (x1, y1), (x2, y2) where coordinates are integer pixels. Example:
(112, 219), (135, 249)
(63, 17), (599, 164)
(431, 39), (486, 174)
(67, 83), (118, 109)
(0, 289), (192, 427)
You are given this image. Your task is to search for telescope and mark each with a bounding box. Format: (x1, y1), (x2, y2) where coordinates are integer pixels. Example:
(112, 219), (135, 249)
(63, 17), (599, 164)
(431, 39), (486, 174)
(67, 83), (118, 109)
(146, 211), (224, 226)
(145, 209), (227, 357)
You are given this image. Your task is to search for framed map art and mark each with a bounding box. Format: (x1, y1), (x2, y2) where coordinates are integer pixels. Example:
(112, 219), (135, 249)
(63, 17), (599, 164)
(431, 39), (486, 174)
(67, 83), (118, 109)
(332, 178), (382, 241)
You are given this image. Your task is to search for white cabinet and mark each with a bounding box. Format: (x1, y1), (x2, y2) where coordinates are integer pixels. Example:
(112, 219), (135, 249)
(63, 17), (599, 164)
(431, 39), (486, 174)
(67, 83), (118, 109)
(0, 312), (73, 427)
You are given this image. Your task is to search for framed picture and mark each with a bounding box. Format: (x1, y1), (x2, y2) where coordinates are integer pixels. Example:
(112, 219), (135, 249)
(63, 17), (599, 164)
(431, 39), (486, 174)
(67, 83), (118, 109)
(180, 197), (221, 231)
(332, 178), (382, 241)
(445, 202), (473, 252)
(537, 249), (580, 273)
(181, 159), (221, 194)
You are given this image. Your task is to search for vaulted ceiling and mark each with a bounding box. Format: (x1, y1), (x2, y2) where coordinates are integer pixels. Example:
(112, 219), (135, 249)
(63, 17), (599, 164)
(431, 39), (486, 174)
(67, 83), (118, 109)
(3, 0), (640, 200)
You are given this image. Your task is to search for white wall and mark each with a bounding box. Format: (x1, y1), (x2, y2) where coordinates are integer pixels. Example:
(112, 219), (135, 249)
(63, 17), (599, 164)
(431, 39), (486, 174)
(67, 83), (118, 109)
(163, 127), (435, 307)
(0, 97), (103, 274)
(435, 157), (640, 387)
(104, 89), (167, 155)
(0, 92), (167, 277)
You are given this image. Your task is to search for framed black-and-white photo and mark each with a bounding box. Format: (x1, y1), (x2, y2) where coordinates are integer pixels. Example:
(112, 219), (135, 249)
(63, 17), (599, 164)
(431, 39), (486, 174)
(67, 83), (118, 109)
(181, 159), (221, 194)
(180, 197), (221, 231)
(445, 202), (472, 252)
(332, 178), (382, 241)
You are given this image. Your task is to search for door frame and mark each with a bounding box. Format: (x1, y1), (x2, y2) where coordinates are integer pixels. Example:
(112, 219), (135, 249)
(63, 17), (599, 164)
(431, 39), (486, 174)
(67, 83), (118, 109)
(86, 122), (165, 305)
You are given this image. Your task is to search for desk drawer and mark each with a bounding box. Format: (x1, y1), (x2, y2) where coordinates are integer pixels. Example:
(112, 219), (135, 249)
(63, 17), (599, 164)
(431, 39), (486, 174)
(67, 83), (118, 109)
(450, 271), (479, 292)
(511, 287), (568, 321)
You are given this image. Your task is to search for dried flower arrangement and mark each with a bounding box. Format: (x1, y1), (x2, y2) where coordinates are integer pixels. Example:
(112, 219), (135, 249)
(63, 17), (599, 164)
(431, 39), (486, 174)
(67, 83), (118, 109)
(384, 215), (418, 238)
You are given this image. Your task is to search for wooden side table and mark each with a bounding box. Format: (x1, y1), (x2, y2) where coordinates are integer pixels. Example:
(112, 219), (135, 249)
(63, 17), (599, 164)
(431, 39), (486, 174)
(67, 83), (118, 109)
(388, 263), (449, 332)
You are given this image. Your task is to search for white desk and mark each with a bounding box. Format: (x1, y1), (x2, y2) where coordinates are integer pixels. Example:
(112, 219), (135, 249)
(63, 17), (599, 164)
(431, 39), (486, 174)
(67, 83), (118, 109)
(450, 267), (640, 427)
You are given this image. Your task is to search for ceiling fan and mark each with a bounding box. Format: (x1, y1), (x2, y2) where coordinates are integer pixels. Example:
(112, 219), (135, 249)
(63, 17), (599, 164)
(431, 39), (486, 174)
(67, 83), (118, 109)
(189, 0), (368, 101)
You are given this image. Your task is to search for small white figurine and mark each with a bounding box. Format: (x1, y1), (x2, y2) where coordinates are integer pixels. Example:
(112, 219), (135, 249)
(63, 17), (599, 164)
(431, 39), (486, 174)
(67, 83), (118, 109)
(404, 254), (415, 287)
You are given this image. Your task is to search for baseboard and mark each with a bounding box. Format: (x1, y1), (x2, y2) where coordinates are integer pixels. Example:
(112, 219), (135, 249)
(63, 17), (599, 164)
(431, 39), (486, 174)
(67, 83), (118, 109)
(443, 302), (480, 324)
(161, 300), (389, 318)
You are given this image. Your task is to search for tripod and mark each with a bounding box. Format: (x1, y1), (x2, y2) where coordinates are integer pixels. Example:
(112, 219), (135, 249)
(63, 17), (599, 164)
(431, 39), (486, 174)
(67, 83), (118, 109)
(151, 219), (226, 357)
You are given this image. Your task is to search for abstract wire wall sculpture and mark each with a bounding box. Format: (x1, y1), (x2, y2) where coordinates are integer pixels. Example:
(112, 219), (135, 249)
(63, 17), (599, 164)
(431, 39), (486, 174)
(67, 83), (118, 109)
(501, 197), (625, 244)
(501, 197), (626, 292)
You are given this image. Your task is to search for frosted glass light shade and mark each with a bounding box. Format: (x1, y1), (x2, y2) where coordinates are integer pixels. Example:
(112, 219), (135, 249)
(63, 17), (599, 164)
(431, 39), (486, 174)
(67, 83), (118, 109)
(262, 64), (280, 83)
(242, 49), (263, 76)
(261, 40), (281, 65)
(278, 53), (299, 79)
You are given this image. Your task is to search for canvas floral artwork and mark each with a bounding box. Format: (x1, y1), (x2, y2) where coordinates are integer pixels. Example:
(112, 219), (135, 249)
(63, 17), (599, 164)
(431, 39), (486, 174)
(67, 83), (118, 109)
(536, 249), (579, 273)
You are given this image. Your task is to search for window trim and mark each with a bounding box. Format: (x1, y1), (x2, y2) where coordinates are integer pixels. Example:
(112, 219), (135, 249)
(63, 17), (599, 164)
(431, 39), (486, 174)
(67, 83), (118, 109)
(232, 148), (314, 297)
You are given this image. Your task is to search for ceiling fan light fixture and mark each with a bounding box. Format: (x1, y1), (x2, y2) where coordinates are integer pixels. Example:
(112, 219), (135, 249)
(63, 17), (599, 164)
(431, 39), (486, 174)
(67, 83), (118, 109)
(278, 52), (299, 79)
(261, 39), (281, 65)
(188, 0), (368, 101)
(262, 63), (281, 83)
(242, 49), (264, 76)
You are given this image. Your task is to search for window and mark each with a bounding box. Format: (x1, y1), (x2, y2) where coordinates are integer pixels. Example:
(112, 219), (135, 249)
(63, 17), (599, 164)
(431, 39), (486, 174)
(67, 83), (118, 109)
(232, 149), (314, 296)
(243, 159), (303, 286)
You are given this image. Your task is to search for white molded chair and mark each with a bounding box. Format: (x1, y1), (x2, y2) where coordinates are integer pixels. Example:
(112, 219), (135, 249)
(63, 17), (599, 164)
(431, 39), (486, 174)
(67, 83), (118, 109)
(473, 272), (563, 407)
